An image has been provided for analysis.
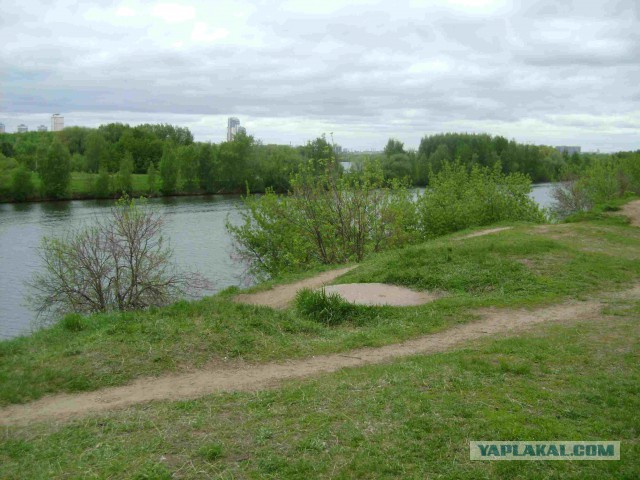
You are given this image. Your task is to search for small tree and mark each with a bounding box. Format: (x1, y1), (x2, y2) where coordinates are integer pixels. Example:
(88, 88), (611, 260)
(180, 145), (199, 192)
(159, 145), (179, 194)
(94, 168), (111, 198)
(39, 140), (72, 199)
(11, 165), (35, 202)
(85, 131), (110, 173)
(116, 151), (134, 195)
(29, 197), (210, 321)
(147, 163), (159, 195)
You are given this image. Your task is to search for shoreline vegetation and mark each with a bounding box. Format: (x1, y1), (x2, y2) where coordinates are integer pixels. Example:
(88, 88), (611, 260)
(2, 124), (637, 204)
(1, 198), (639, 477)
(0, 196), (638, 405)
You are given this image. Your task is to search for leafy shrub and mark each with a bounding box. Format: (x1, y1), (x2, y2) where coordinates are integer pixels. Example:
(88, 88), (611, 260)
(579, 159), (622, 205)
(552, 156), (640, 218)
(228, 160), (417, 277)
(416, 161), (545, 237)
(29, 196), (210, 321)
(551, 179), (592, 218)
(11, 165), (34, 202)
(295, 288), (359, 326)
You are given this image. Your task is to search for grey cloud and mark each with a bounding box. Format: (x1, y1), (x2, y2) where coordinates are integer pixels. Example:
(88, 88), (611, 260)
(1, 0), (639, 151)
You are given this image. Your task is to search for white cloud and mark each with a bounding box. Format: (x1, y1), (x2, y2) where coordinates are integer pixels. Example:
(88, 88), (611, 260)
(151, 2), (196, 23)
(191, 22), (229, 43)
(115, 6), (136, 17)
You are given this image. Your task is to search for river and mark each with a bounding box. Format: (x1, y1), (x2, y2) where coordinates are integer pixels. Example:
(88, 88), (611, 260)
(0, 183), (556, 339)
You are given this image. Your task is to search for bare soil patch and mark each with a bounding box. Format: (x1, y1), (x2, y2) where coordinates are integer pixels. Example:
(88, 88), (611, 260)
(620, 199), (640, 227)
(458, 226), (512, 239)
(322, 283), (442, 306)
(233, 266), (356, 309)
(4, 286), (638, 426)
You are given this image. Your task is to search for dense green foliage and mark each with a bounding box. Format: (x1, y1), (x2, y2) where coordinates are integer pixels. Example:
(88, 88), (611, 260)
(229, 158), (545, 276)
(417, 161), (545, 237)
(10, 165), (34, 202)
(39, 140), (72, 199)
(552, 153), (640, 217)
(349, 132), (615, 186)
(1, 124), (638, 204)
(228, 160), (418, 277)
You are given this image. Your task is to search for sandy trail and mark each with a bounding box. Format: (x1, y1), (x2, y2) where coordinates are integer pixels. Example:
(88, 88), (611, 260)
(233, 266), (356, 309)
(621, 199), (640, 227)
(458, 226), (512, 239)
(4, 286), (638, 427)
(322, 283), (442, 306)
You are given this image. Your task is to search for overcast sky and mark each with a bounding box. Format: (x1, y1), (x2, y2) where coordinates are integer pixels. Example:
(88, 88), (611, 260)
(1, 0), (638, 151)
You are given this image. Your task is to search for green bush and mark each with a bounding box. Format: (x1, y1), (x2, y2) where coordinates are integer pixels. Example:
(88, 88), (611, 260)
(552, 155), (640, 218)
(228, 160), (417, 277)
(10, 165), (34, 202)
(580, 159), (621, 205)
(295, 287), (359, 326)
(416, 161), (545, 237)
(93, 168), (111, 198)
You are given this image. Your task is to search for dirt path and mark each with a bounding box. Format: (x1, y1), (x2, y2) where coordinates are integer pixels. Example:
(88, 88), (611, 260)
(458, 226), (512, 239)
(621, 199), (640, 226)
(233, 266), (356, 309)
(323, 283), (442, 306)
(4, 287), (638, 427)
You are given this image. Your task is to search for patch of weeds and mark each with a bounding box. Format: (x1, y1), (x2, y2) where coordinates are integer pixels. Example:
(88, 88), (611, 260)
(131, 462), (172, 480)
(197, 443), (224, 461)
(295, 288), (363, 325)
(60, 314), (85, 332)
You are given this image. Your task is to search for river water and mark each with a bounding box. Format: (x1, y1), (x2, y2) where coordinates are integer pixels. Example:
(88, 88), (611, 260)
(0, 184), (556, 339)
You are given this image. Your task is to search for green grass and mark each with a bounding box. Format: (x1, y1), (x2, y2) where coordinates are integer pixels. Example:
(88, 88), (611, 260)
(1, 218), (639, 406)
(68, 172), (150, 196)
(1, 299), (638, 479)
(295, 287), (366, 325)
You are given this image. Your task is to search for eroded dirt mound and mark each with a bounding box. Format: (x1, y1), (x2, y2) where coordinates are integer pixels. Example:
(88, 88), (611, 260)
(321, 283), (441, 306)
(233, 266), (356, 309)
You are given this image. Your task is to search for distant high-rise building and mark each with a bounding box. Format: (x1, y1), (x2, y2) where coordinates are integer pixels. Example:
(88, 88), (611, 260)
(227, 117), (240, 141)
(51, 113), (64, 132)
(17, 124), (28, 133)
(0, 123), (5, 134)
(38, 125), (48, 132)
(555, 146), (581, 155)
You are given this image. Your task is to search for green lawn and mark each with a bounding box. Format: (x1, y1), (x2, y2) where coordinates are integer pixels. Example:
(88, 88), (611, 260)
(0, 215), (638, 407)
(1, 298), (637, 479)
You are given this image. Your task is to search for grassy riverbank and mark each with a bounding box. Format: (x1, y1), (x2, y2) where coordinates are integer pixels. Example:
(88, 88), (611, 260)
(1, 293), (638, 478)
(1, 206), (639, 478)
(1, 213), (638, 406)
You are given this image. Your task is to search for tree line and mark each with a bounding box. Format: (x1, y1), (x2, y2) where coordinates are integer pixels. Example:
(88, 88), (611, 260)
(0, 123), (633, 202)
(349, 132), (602, 185)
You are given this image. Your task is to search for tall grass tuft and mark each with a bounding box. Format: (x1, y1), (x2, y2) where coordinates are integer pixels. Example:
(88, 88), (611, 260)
(295, 288), (359, 326)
